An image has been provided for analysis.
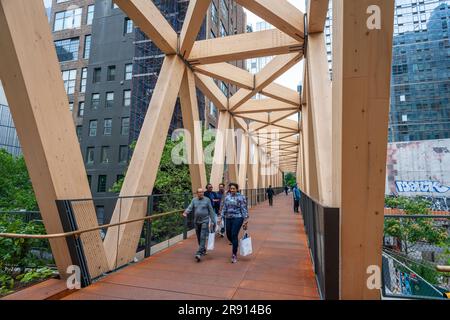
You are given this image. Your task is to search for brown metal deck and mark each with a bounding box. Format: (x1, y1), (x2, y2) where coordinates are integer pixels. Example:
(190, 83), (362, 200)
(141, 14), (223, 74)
(63, 194), (319, 300)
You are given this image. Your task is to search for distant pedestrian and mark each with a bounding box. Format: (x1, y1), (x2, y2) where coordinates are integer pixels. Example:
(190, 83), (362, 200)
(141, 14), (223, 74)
(217, 183), (226, 237)
(183, 188), (216, 262)
(220, 183), (249, 263)
(292, 184), (301, 213)
(284, 185), (289, 196)
(204, 183), (220, 220)
(266, 185), (274, 206)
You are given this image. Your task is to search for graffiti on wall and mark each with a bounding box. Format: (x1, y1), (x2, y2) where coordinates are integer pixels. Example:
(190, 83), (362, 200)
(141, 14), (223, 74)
(395, 180), (450, 194)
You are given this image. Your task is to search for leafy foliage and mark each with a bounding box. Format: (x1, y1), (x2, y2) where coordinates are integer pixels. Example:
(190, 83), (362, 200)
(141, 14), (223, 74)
(284, 172), (296, 187)
(0, 215), (54, 296)
(384, 196), (448, 254)
(0, 150), (37, 211)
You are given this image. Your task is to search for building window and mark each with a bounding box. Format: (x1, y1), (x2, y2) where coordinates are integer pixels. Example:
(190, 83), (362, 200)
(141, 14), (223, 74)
(119, 145), (129, 163)
(211, 2), (218, 26)
(220, 21), (227, 37)
(93, 68), (101, 83)
(123, 90), (131, 107)
(220, 0), (228, 22)
(219, 81), (228, 97)
(69, 102), (73, 112)
(125, 63), (133, 80)
(87, 5), (95, 25)
(62, 69), (77, 95)
(103, 118), (112, 136)
(54, 37), (79, 62)
(96, 206), (105, 225)
(91, 93), (100, 109)
(54, 8), (82, 31)
(97, 175), (107, 193)
(87, 175), (92, 187)
(107, 65), (116, 81)
(101, 146), (111, 164)
(121, 117), (130, 136)
(80, 67), (87, 93)
(209, 101), (217, 118)
(124, 18), (133, 34)
(84, 35), (91, 59)
(86, 147), (95, 164)
(78, 101), (85, 117)
(76, 125), (82, 141)
(106, 92), (114, 108)
(89, 120), (97, 136)
(210, 29), (216, 38)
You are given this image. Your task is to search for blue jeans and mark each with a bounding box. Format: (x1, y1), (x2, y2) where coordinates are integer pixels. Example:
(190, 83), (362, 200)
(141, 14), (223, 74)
(225, 217), (244, 255)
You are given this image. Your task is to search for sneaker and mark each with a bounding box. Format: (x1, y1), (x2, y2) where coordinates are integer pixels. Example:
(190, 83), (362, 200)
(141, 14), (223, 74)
(220, 233), (224, 238)
(201, 251), (207, 256)
(195, 254), (201, 262)
(231, 254), (237, 264)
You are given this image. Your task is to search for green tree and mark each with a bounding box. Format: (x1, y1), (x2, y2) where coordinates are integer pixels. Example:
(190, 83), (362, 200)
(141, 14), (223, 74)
(284, 172), (296, 187)
(384, 196), (448, 254)
(0, 150), (37, 211)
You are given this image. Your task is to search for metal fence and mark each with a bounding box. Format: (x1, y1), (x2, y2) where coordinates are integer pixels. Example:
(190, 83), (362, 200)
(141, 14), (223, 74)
(299, 190), (340, 300)
(382, 214), (450, 299)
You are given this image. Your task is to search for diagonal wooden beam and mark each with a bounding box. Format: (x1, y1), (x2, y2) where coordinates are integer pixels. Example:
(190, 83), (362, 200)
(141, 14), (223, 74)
(179, 67), (207, 193)
(262, 83), (301, 106)
(194, 63), (254, 90)
(194, 73), (228, 111)
(188, 29), (303, 65)
(230, 53), (302, 110)
(233, 98), (298, 114)
(235, 0), (305, 41)
(179, 0), (211, 58)
(0, 0), (109, 279)
(307, 0), (330, 33)
(103, 56), (185, 269)
(114, 0), (177, 54)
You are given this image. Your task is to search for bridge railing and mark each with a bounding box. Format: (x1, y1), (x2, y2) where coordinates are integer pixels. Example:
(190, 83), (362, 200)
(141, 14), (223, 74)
(1, 187), (280, 287)
(299, 190), (340, 300)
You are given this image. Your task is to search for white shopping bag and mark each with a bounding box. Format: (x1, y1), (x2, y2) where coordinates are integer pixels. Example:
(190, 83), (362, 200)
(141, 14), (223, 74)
(239, 232), (253, 256)
(207, 232), (215, 251)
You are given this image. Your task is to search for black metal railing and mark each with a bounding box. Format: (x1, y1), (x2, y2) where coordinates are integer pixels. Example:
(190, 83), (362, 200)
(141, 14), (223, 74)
(299, 190), (340, 300)
(382, 214), (450, 299)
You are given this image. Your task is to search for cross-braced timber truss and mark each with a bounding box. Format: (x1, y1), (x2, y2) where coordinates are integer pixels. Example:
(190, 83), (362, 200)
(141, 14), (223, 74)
(0, 0), (395, 299)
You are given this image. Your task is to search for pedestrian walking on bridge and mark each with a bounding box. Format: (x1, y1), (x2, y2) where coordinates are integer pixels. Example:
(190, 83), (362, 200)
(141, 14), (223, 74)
(266, 185), (274, 206)
(183, 188), (216, 262)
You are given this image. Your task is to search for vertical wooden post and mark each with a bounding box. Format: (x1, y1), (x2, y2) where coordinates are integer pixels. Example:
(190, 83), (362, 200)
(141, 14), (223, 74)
(0, 0), (109, 278)
(333, 0), (395, 299)
(210, 111), (231, 187)
(180, 67), (207, 193)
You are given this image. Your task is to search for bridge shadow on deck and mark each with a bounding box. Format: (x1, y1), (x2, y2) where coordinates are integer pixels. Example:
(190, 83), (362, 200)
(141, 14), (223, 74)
(64, 194), (319, 300)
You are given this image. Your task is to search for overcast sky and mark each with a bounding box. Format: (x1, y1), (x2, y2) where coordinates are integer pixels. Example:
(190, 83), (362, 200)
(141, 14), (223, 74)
(43, 0), (51, 8)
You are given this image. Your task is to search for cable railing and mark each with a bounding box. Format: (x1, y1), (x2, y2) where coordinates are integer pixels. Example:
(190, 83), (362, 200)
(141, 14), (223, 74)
(0, 187), (280, 288)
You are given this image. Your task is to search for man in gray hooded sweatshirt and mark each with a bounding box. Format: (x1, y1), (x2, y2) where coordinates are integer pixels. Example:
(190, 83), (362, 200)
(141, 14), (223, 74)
(183, 188), (216, 262)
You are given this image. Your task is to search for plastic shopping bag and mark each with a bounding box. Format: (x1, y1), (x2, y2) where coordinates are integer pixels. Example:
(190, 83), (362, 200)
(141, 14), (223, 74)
(239, 232), (253, 256)
(207, 232), (215, 251)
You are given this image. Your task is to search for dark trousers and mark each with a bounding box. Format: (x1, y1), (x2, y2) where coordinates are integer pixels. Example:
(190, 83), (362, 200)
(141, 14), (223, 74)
(225, 217), (244, 255)
(285, 190), (288, 195)
(294, 199), (300, 213)
(268, 196), (273, 206)
(195, 222), (209, 255)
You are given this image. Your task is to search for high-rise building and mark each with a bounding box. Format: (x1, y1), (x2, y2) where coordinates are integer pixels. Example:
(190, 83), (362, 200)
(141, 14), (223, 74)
(50, 0), (96, 130)
(389, 0), (450, 142)
(0, 82), (21, 157)
(76, 0), (246, 206)
(324, 0), (450, 143)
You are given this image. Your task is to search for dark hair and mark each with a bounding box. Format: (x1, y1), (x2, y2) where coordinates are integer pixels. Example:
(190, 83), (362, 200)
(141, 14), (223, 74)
(219, 183), (225, 187)
(206, 183), (213, 188)
(228, 182), (239, 190)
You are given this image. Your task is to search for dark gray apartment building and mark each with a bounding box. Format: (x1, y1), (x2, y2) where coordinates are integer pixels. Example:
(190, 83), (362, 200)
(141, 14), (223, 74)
(75, 0), (246, 221)
(50, 0), (96, 130)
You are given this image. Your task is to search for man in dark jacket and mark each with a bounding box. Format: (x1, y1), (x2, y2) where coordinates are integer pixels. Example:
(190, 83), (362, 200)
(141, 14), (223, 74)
(266, 185), (275, 206)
